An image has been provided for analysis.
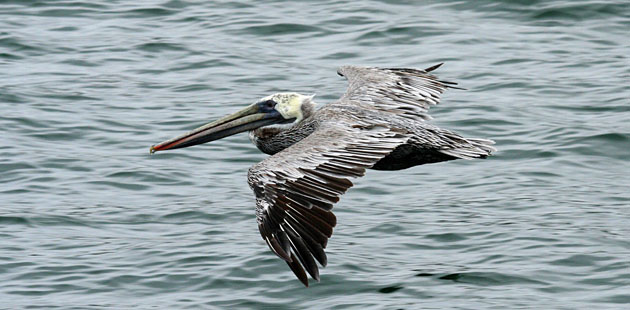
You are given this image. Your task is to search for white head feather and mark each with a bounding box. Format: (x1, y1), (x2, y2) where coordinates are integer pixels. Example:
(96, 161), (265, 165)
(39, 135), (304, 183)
(263, 92), (315, 123)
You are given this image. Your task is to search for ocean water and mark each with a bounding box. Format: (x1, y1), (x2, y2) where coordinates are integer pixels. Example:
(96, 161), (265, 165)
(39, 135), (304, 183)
(1, 0), (629, 309)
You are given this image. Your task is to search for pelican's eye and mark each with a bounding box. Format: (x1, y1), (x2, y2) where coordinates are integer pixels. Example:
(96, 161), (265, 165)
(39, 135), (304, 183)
(260, 99), (276, 110)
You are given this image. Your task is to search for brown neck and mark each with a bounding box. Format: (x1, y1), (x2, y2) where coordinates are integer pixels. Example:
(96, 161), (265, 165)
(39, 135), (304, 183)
(249, 118), (318, 155)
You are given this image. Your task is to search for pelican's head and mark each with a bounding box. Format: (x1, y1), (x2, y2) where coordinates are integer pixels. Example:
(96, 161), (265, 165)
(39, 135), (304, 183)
(260, 92), (315, 125)
(150, 92), (315, 153)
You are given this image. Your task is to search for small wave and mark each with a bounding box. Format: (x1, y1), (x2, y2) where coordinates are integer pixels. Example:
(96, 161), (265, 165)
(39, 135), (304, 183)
(530, 2), (626, 21)
(437, 272), (548, 286)
(378, 285), (403, 293)
(239, 23), (324, 36)
(115, 7), (178, 18)
(135, 42), (187, 53)
(0, 216), (30, 225)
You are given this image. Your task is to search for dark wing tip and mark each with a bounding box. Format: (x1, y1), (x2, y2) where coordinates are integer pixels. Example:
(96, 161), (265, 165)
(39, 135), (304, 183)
(287, 253), (309, 287)
(285, 225), (321, 282)
(423, 63), (466, 90)
(265, 235), (292, 262)
(424, 62), (444, 72)
(439, 79), (466, 90)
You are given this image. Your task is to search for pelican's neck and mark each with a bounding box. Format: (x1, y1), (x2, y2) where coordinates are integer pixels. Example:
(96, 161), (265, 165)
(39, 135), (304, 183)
(249, 117), (317, 155)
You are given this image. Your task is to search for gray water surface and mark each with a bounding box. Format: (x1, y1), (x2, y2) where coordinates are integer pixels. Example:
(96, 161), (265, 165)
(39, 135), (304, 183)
(1, 1), (629, 309)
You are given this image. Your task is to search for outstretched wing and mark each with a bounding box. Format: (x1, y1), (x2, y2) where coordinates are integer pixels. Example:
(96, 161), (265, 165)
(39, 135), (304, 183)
(337, 63), (460, 121)
(247, 122), (409, 286)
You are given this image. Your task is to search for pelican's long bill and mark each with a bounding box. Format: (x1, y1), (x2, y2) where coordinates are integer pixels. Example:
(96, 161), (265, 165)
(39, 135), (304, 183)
(150, 103), (283, 153)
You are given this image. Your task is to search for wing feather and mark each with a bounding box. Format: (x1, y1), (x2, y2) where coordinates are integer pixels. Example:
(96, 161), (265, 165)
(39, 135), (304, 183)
(337, 63), (459, 120)
(248, 123), (408, 286)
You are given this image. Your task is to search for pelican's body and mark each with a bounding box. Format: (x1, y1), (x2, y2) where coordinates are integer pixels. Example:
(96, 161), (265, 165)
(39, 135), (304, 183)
(151, 64), (496, 286)
(250, 103), (491, 170)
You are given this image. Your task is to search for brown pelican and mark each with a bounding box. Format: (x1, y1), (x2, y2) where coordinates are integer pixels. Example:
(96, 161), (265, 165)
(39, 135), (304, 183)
(150, 64), (495, 286)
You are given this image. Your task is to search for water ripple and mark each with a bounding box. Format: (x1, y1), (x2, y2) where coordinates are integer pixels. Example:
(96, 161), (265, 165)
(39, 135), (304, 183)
(1, 0), (629, 309)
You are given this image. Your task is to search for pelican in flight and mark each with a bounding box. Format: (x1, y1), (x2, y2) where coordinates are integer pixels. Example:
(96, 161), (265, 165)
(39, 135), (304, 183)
(151, 64), (495, 286)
